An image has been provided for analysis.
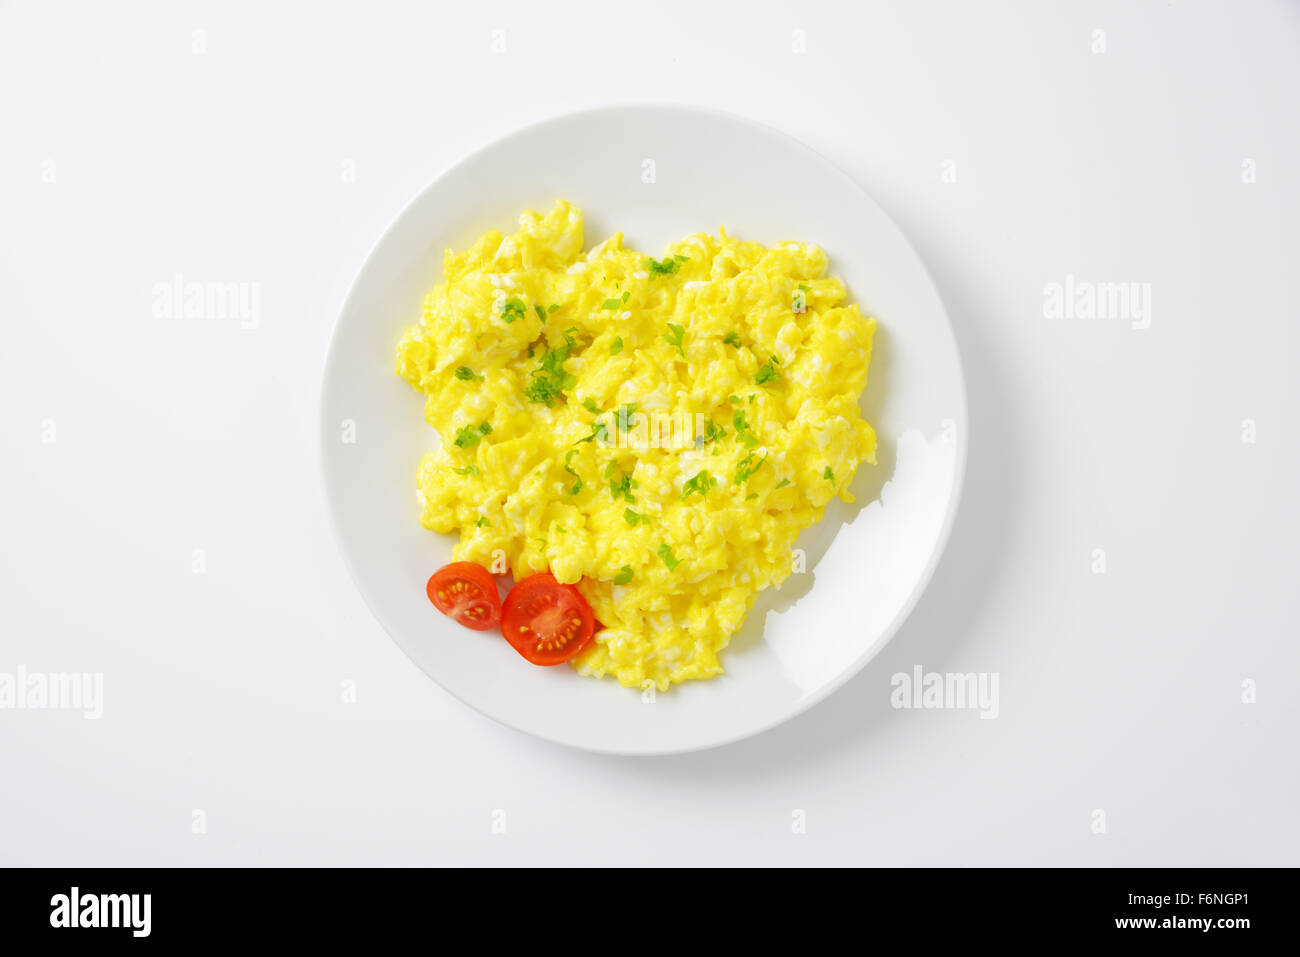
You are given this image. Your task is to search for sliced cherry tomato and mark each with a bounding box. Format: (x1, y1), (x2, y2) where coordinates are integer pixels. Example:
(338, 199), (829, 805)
(500, 573), (596, 665)
(426, 562), (501, 631)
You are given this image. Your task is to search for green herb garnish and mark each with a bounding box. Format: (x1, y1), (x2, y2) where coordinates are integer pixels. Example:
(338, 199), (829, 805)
(681, 470), (716, 500)
(732, 408), (759, 448)
(453, 422), (492, 448)
(663, 323), (685, 358)
(723, 331), (742, 348)
(824, 466), (835, 483)
(657, 544), (680, 570)
(734, 451), (767, 484)
(501, 297), (527, 323)
(455, 365), (483, 382)
(575, 419), (610, 445)
(613, 565), (635, 585)
(755, 354), (781, 385)
(623, 508), (648, 527)
(646, 254), (688, 279)
(610, 336), (623, 355)
(610, 470), (637, 503)
(524, 331), (577, 407)
(564, 449), (582, 496)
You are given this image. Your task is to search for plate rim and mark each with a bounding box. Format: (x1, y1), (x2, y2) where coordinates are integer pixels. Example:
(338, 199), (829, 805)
(318, 102), (968, 756)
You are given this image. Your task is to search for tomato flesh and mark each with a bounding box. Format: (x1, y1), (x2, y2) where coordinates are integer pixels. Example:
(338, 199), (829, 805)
(501, 573), (596, 665)
(427, 562), (501, 631)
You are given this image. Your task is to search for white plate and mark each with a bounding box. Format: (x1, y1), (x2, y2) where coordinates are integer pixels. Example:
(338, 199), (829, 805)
(320, 105), (966, 755)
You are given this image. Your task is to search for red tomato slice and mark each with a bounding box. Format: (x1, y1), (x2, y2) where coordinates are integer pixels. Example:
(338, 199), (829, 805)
(426, 562), (501, 631)
(500, 573), (596, 665)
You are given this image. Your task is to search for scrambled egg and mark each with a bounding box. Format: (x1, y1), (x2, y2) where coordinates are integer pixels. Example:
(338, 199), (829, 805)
(396, 200), (877, 690)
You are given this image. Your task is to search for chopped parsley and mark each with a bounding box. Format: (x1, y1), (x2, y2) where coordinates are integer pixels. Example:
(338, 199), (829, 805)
(581, 397), (601, 414)
(452, 464), (478, 476)
(524, 331), (578, 407)
(453, 421), (492, 449)
(663, 323), (685, 358)
(534, 304), (547, 321)
(657, 544), (680, 570)
(733, 408), (759, 448)
(563, 449), (582, 496)
(700, 419), (726, 445)
(824, 466), (835, 483)
(755, 354), (781, 385)
(646, 254), (688, 279)
(575, 419), (610, 445)
(454, 365), (483, 382)
(601, 291), (631, 310)
(476, 516), (491, 527)
(623, 508), (648, 527)
(610, 336), (623, 355)
(500, 297), (526, 323)
(734, 451), (767, 485)
(776, 477), (792, 489)
(728, 394), (742, 405)
(723, 330), (742, 348)
(613, 565), (635, 585)
(548, 303), (560, 314)
(524, 376), (562, 406)
(681, 470), (716, 500)
(615, 402), (638, 432)
(610, 470), (637, 503)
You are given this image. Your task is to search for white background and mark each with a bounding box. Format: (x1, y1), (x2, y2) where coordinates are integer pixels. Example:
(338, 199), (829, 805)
(2, 0), (1298, 865)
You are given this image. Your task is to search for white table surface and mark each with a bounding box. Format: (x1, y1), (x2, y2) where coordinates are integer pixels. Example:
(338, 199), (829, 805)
(2, 0), (1297, 866)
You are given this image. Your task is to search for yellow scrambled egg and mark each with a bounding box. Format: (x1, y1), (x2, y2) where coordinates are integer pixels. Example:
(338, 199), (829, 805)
(396, 200), (877, 690)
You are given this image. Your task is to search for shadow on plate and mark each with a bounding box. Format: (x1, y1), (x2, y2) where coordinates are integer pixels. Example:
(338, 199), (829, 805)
(542, 221), (1023, 775)
(725, 320), (897, 656)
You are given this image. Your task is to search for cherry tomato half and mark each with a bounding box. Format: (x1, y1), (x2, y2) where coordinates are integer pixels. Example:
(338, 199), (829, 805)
(426, 562), (502, 631)
(500, 573), (596, 665)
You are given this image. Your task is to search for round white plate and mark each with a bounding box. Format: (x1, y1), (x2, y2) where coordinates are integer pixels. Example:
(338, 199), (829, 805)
(320, 105), (966, 755)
